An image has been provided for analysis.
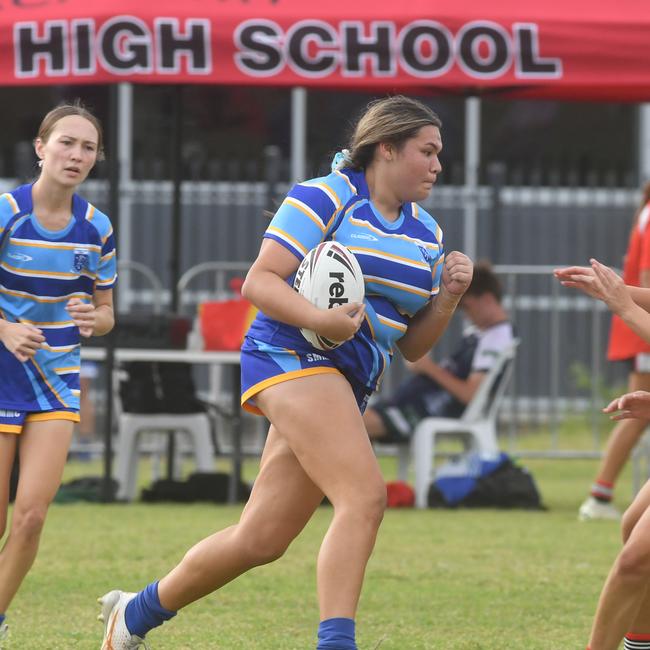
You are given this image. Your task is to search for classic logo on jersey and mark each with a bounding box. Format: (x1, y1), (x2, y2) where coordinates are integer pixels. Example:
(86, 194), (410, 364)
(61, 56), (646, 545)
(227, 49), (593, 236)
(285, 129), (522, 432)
(350, 233), (378, 241)
(8, 252), (32, 262)
(72, 249), (89, 273)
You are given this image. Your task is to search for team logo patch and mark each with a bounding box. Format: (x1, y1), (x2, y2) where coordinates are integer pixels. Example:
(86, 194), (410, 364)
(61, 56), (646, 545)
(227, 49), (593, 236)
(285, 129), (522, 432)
(72, 249), (89, 273)
(418, 245), (432, 263)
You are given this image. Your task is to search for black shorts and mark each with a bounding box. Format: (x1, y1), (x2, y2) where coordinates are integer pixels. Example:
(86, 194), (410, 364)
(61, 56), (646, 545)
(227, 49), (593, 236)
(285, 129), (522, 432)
(370, 374), (464, 443)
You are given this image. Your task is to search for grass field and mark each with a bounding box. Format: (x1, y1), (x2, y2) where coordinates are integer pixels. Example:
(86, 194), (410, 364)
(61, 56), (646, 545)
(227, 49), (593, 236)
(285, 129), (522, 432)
(1, 435), (636, 649)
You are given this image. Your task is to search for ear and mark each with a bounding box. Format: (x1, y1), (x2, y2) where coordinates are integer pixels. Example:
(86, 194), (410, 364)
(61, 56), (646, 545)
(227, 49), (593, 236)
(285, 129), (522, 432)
(33, 137), (45, 162)
(378, 142), (394, 162)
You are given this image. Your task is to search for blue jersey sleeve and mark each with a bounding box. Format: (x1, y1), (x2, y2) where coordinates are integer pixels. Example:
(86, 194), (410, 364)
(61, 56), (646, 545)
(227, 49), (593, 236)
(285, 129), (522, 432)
(264, 175), (351, 260)
(89, 207), (117, 290)
(413, 204), (445, 296)
(0, 193), (20, 237)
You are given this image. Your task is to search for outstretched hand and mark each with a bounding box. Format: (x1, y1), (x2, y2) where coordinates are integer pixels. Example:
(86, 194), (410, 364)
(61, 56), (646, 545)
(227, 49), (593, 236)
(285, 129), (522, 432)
(554, 258), (634, 316)
(603, 390), (650, 421)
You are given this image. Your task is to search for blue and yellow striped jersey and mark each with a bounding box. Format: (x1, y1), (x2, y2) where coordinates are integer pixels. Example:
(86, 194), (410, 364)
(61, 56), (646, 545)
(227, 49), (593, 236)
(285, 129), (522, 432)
(247, 167), (444, 391)
(0, 183), (117, 412)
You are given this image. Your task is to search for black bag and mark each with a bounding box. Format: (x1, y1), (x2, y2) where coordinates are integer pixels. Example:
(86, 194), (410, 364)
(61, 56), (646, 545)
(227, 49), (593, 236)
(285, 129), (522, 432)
(119, 362), (206, 414)
(54, 476), (119, 503)
(141, 472), (251, 503)
(428, 456), (545, 510)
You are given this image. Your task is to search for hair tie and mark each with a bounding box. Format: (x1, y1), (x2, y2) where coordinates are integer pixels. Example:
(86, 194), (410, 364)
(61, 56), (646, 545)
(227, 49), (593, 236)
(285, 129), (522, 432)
(331, 149), (352, 172)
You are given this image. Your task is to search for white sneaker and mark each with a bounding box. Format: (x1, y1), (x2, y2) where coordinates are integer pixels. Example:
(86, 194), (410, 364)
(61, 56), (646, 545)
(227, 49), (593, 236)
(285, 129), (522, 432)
(0, 622), (8, 647)
(578, 496), (621, 521)
(98, 590), (149, 649)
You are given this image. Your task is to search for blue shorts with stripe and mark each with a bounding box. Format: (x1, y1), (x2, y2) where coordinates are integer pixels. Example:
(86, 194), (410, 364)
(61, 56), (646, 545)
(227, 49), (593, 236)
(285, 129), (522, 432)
(240, 336), (373, 416)
(0, 407), (80, 434)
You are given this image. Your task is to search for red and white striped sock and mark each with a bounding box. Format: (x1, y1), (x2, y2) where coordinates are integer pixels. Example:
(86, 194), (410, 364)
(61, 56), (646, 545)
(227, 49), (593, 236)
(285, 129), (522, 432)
(625, 633), (650, 648)
(590, 480), (614, 502)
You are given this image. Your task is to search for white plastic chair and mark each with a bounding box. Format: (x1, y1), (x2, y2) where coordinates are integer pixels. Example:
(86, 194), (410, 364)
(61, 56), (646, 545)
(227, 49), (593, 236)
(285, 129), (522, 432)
(412, 339), (520, 508)
(113, 366), (215, 502)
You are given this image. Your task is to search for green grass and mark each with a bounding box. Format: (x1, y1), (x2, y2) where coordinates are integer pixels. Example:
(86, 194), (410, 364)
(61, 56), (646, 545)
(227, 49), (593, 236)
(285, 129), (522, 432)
(2, 443), (633, 649)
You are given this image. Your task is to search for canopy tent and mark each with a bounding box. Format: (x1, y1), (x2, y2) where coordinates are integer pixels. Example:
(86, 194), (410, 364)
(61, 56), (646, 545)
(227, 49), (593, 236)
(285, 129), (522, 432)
(4, 0), (650, 500)
(2, 0), (650, 101)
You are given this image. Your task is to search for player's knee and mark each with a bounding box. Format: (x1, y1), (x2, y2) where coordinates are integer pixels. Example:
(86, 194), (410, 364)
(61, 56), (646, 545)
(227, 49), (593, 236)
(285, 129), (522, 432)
(616, 542), (650, 581)
(13, 505), (47, 542)
(336, 480), (387, 530)
(621, 507), (640, 542)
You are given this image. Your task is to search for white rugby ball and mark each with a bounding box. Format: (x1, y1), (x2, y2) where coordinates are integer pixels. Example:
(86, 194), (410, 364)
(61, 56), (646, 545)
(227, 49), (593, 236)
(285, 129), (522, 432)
(293, 241), (365, 350)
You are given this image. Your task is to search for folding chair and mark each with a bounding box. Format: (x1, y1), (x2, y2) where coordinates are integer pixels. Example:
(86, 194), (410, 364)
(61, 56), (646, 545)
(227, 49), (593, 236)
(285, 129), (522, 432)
(412, 339), (520, 508)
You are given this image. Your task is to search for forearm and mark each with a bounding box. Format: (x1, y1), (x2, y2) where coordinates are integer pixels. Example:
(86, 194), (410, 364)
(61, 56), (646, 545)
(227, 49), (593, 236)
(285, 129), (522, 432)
(93, 304), (115, 337)
(423, 363), (473, 404)
(628, 285), (650, 312)
(242, 269), (322, 330)
(398, 290), (461, 361)
(618, 300), (650, 343)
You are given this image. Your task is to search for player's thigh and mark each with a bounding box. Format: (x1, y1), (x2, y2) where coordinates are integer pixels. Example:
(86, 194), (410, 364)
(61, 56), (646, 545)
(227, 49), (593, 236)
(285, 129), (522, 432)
(255, 373), (385, 505)
(0, 434), (18, 528)
(620, 498), (650, 572)
(623, 479), (650, 539)
(14, 419), (74, 508)
(238, 425), (324, 541)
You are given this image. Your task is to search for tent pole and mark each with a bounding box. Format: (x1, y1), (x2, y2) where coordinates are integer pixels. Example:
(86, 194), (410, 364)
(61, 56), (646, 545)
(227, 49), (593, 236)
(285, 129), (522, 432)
(117, 82), (133, 313)
(291, 87), (307, 182)
(464, 96), (481, 261)
(102, 83), (121, 502)
(170, 85), (183, 313)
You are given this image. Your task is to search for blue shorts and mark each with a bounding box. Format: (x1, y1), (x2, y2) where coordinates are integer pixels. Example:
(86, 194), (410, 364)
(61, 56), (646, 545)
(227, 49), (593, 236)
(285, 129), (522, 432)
(240, 336), (372, 416)
(0, 408), (80, 434)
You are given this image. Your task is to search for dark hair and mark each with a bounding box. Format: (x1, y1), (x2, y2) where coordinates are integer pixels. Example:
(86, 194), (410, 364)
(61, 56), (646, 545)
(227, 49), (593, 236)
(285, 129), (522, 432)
(35, 100), (105, 161)
(464, 261), (502, 302)
(346, 95), (442, 170)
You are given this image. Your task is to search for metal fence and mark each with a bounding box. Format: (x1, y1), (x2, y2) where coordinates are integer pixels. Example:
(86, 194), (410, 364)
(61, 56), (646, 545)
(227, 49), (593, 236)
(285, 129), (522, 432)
(3, 176), (639, 457)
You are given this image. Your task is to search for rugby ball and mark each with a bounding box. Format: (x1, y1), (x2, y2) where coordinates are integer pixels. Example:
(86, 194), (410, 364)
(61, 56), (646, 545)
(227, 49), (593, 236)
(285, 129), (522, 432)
(293, 241), (365, 350)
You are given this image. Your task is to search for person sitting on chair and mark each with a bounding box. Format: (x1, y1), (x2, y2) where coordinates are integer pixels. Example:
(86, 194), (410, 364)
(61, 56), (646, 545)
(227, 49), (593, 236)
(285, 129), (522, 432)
(364, 262), (515, 443)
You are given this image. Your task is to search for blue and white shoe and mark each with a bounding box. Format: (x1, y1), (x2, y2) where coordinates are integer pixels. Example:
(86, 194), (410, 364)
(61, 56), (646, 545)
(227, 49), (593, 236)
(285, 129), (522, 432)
(98, 590), (149, 650)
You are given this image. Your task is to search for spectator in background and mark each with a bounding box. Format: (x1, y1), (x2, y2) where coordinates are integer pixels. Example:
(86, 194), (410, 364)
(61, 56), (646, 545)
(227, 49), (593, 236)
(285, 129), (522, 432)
(578, 182), (650, 521)
(364, 262), (515, 444)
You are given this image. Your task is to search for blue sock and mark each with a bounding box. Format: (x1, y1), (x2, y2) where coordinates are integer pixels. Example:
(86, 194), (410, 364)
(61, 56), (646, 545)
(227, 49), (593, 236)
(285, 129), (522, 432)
(0, 613), (5, 626)
(317, 617), (357, 649)
(124, 581), (176, 638)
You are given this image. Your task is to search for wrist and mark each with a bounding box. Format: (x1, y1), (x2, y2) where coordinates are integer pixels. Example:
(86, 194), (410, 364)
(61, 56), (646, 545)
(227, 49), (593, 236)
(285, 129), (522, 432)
(434, 290), (461, 315)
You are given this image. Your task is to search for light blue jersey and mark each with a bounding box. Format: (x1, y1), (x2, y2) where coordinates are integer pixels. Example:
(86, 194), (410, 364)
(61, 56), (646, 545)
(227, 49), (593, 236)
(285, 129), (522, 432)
(247, 167), (444, 391)
(0, 183), (117, 412)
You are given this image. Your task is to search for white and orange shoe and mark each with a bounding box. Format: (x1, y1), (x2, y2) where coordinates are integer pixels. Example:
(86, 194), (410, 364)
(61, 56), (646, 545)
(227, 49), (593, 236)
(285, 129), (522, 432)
(578, 496), (621, 521)
(98, 590), (149, 650)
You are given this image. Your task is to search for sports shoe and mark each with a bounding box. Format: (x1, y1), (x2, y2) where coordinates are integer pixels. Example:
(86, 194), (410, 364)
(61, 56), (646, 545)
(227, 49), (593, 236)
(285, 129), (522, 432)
(0, 622), (8, 646)
(578, 496), (621, 521)
(98, 590), (149, 649)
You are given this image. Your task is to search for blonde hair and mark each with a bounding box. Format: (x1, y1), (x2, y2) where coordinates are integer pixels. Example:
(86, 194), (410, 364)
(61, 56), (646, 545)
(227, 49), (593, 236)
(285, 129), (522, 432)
(35, 100), (105, 161)
(346, 96), (441, 170)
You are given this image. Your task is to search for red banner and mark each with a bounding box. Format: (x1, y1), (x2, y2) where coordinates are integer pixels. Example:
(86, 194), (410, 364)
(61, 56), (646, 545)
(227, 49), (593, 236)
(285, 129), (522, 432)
(2, 0), (650, 100)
